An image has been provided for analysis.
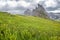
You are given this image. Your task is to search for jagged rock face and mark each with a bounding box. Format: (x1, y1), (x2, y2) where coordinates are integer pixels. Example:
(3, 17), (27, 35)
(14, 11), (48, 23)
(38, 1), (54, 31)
(24, 4), (48, 18)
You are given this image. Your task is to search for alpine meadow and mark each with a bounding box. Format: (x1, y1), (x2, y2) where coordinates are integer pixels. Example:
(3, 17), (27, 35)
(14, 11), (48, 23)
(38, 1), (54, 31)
(0, 12), (60, 40)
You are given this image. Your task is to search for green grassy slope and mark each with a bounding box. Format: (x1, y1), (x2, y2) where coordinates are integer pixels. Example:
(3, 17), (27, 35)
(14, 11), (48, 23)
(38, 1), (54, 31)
(0, 12), (60, 40)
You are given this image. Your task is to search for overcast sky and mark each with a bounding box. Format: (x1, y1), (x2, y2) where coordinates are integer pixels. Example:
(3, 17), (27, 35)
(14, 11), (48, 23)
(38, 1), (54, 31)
(0, 0), (60, 14)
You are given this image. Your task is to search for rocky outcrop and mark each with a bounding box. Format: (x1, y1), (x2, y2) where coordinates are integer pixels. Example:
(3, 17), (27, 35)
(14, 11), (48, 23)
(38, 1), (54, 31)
(24, 4), (48, 18)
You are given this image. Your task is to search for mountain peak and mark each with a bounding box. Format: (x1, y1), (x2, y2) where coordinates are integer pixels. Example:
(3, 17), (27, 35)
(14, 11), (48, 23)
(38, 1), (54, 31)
(24, 4), (48, 18)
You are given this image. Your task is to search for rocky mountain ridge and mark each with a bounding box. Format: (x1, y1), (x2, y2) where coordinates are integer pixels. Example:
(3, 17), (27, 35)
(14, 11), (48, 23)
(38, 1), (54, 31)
(24, 4), (48, 18)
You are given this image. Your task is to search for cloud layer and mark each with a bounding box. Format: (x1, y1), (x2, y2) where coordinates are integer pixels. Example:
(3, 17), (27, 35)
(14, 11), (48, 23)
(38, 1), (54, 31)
(0, 0), (60, 14)
(44, 0), (60, 13)
(0, 0), (31, 14)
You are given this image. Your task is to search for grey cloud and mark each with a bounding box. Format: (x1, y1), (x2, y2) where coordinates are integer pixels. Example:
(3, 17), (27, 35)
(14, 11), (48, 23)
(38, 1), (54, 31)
(44, 0), (60, 13)
(24, 0), (32, 2)
(0, 3), (26, 11)
(0, 0), (28, 14)
(0, 0), (60, 14)
(0, 0), (40, 14)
